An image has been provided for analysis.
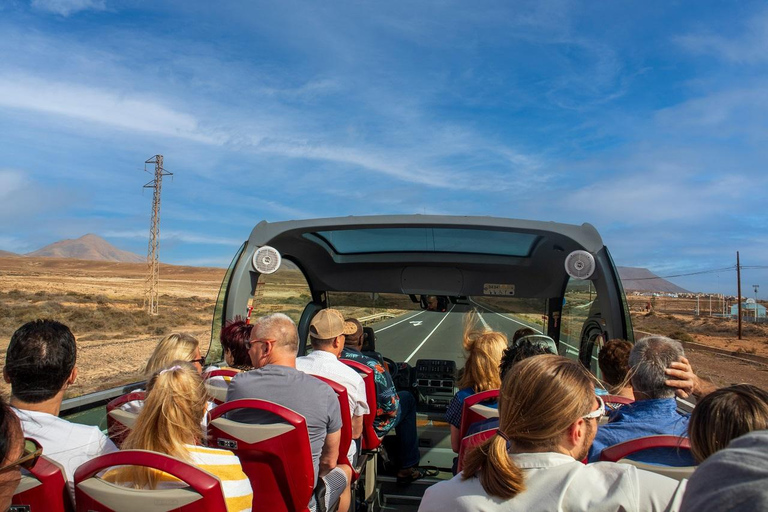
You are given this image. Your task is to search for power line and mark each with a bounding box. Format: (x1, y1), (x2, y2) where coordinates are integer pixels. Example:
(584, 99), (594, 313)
(625, 265), (736, 281)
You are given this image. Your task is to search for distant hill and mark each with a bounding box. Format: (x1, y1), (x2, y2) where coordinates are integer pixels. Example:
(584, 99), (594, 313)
(0, 250), (19, 258)
(618, 267), (689, 294)
(27, 234), (145, 263)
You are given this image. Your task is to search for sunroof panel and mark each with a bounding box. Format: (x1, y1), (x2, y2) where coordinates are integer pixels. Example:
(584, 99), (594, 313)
(309, 228), (539, 257)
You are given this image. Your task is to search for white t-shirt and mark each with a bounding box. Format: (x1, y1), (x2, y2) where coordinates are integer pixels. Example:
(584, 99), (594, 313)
(297, 349), (370, 462)
(419, 452), (686, 512)
(13, 407), (118, 502)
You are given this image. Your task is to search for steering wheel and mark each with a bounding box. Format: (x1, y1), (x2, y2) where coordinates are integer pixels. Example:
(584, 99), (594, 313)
(382, 356), (399, 379)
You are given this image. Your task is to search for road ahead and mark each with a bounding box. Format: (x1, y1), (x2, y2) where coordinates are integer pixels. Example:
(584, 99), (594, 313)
(369, 303), (546, 367)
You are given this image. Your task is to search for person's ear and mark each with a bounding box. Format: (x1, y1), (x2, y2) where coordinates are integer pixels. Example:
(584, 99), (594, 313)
(3, 367), (10, 384)
(67, 367), (78, 386)
(566, 419), (583, 448)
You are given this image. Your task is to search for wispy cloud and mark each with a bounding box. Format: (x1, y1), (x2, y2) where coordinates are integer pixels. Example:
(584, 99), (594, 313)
(676, 10), (768, 64)
(31, 0), (106, 17)
(103, 230), (242, 246)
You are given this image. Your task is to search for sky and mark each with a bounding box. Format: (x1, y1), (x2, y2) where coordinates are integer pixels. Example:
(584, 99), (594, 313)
(1, 0), (767, 296)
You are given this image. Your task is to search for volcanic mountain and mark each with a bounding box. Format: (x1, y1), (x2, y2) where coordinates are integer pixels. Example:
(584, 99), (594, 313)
(0, 250), (19, 257)
(618, 266), (689, 294)
(26, 234), (145, 263)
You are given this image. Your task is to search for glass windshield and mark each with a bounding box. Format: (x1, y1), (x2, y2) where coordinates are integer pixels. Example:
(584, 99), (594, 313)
(307, 228), (540, 257)
(326, 292), (547, 369)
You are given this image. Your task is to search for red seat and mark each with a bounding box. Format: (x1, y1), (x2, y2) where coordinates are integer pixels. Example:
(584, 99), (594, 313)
(203, 369), (240, 405)
(106, 391), (146, 448)
(457, 428), (497, 473)
(13, 455), (72, 512)
(340, 359), (380, 450)
(459, 389), (499, 441)
(207, 399), (314, 512)
(74, 450), (228, 512)
(310, 375), (357, 480)
(599, 435), (691, 462)
(598, 435), (695, 481)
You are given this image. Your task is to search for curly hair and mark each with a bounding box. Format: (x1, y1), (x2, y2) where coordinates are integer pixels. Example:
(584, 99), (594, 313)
(598, 339), (632, 389)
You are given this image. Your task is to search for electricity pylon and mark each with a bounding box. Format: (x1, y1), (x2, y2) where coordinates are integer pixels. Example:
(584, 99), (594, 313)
(143, 155), (172, 315)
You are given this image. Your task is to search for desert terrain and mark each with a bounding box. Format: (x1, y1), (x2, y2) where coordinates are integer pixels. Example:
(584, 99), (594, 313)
(1, 255), (766, 399)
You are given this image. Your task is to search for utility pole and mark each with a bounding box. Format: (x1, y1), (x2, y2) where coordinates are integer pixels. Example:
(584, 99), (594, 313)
(143, 155), (172, 315)
(737, 251), (742, 339)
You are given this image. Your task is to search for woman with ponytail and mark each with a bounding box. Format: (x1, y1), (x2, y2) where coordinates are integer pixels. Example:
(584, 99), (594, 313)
(420, 355), (686, 512)
(106, 363), (252, 512)
(446, 322), (507, 453)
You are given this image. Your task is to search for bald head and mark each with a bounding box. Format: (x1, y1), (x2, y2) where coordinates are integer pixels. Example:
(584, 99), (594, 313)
(252, 313), (299, 353)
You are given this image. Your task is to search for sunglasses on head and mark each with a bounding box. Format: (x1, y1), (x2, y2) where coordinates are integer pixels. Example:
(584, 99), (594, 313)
(0, 438), (42, 472)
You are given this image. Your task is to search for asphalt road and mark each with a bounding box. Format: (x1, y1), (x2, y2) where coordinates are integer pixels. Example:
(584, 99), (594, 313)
(369, 302), (552, 367)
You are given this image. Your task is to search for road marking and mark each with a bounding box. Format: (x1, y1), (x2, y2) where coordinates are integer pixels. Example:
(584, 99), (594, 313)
(404, 304), (456, 363)
(409, 321), (423, 326)
(476, 310), (490, 329)
(469, 298), (541, 333)
(374, 311), (425, 332)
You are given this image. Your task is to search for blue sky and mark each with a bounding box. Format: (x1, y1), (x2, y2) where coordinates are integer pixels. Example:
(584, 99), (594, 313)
(1, 0), (767, 296)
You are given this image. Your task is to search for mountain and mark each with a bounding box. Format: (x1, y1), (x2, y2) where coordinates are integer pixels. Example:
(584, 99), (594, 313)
(0, 250), (19, 258)
(618, 266), (689, 294)
(26, 234), (145, 263)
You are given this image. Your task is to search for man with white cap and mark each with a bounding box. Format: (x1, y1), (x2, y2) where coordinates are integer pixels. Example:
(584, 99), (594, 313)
(297, 308), (370, 512)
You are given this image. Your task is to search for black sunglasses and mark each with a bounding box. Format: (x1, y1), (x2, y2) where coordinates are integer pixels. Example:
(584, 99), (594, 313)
(189, 357), (206, 366)
(0, 438), (42, 472)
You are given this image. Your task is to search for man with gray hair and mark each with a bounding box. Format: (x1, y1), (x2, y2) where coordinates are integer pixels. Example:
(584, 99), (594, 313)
(588, 335), (714, 464)
(226, 313), (352, 512)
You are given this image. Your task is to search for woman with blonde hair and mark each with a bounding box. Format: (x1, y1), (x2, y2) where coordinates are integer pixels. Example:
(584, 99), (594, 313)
(420, 356), (685, 511)
(688, 383), (768, 463)
(121, 332), (208, 416)
(106, 363), (252, 511)
(446, 326), (507, 453)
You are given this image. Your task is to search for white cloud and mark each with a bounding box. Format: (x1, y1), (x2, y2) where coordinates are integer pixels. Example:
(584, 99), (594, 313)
(676, 11), (768, 64)
(0, 73), (219, 144)
(31, 0), (106, 16)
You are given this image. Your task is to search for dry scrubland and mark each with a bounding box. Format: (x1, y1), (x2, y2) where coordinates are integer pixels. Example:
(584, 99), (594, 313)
(0, 256), (224, 398)
(1, 255), (766, 398)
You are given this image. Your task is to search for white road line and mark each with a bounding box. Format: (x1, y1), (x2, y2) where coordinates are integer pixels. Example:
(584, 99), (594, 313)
(374, 311), (425, 332)
(404, 304), (456, 363)
(469, 298), (541, 333)
(476, 310), (490, 329)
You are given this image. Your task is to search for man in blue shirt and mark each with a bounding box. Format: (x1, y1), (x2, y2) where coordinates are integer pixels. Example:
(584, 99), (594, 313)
(588, 335), (714, 465)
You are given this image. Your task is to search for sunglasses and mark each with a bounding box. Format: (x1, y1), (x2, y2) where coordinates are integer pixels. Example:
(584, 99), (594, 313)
(0, 438), (42, 472)
(245, 338), (276, 350)
(189, 358), (206, 366)
(581, 395), (606, 420)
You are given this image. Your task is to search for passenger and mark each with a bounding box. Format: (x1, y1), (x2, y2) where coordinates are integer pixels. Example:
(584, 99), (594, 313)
(206, 319), (255, 394)
(587, 336), (714, 464)
(341, 318), (434, 483)
(0, 396), (27, 510)
(226, 313), (352, 512)
(419, 355), (687, 512)
(446, 330), (507, 453)
(680, 429), (768, 512)
(122, 332), (211, 417)
(598, 339), (635, 401)
(3, 319), (117, 500)
(688, 384), (768, 463)
(296, 309), (369, 509)
(104, 363), (252, 512)
(511, 327), (536, 345)
(465, 339), (554, 437)
(220, 318), (255, 371)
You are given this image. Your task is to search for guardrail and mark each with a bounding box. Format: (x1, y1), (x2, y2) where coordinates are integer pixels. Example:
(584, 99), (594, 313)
(358, 312), (396, 326)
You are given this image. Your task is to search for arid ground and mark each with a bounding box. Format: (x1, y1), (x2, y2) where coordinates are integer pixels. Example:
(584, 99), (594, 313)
(1, 256), (766, 399)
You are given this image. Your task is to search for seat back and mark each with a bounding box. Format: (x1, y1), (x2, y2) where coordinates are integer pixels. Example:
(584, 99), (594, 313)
(106, 391), (146, 447)
(599, 435), (695, 480)
(340, 359), (380, 450)
(310, 375), (355, 472)
(459, 389), (499, 441)
(13, 455), (72, 512)
(457, 428), (497, 473)
(203, 369), (240, 405)
(73, 450), (228, 512)
(207, 399), (314, 512)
